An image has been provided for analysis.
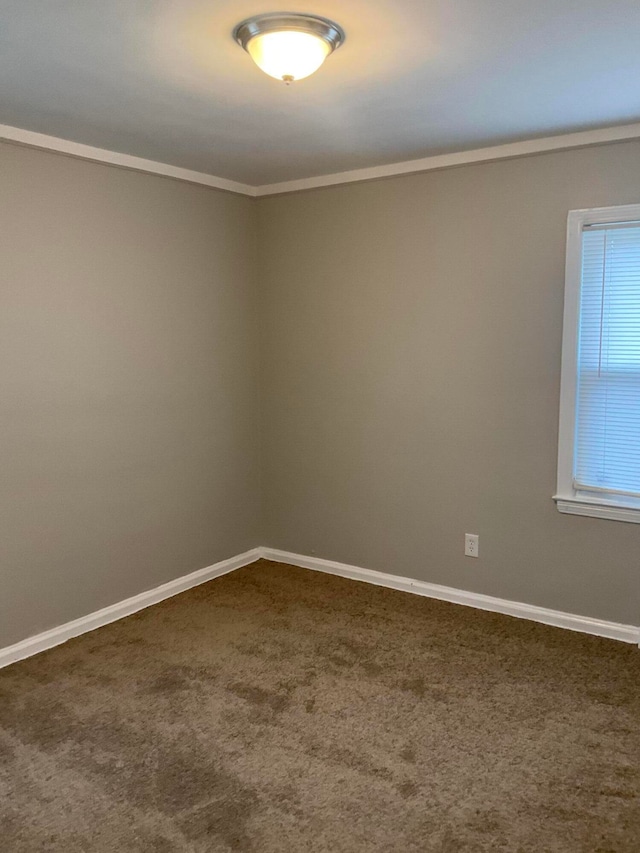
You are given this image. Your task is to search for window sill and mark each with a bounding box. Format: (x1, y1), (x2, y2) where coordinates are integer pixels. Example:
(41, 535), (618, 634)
(553, 495), (640, 524)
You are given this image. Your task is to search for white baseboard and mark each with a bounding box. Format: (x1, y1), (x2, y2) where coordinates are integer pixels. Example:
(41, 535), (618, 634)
(0, 548), (262, 671)
(260, 548), (640, 645)
(2, 544), (637, 671)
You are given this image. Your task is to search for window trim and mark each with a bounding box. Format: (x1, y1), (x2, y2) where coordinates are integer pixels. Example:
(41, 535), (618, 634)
(554, 203), (640, 524)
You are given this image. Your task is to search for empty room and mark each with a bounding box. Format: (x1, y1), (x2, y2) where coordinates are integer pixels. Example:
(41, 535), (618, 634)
(1, 2), (639, 850)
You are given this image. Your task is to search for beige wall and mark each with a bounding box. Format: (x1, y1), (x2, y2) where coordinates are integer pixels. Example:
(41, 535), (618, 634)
(0, 142), (261, 647)
(258, 141), (640, 626)
(3, 138), (640, 649)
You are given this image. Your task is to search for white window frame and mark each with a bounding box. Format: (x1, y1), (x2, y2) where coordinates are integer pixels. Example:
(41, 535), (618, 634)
(555, 202), (640, 524)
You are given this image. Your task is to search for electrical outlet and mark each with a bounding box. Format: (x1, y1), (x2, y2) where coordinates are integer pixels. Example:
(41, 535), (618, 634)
(465, 533), (479, 558)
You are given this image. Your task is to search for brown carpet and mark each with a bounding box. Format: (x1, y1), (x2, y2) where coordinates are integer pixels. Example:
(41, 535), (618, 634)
(0, 559), (639, 852)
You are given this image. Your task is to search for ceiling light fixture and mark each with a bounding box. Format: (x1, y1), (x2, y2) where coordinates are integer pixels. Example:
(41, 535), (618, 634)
(233, 13), (345, 84)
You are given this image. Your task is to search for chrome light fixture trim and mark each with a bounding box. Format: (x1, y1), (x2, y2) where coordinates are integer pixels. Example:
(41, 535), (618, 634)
(233, 13), (345, 54)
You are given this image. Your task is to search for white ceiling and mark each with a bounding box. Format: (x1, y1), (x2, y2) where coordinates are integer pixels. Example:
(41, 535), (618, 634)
(2, 0), (640, 186)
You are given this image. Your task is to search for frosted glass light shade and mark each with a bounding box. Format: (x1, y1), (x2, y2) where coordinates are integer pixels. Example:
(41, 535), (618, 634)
(247, 31), (331, 82)
(234, 14), (344, 84)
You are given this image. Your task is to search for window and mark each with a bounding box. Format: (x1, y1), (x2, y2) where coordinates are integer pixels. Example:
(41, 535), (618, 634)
(556, 203), (640, 523)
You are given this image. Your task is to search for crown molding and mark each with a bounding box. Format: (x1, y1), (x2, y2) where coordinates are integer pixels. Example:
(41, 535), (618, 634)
(255, 122), (640, 195)
(0, 124), (256, 197)
(3, 120), (640, 199)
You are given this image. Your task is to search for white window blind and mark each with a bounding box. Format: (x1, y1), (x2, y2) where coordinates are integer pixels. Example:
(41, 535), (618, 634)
(575, 222), (640, 497)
